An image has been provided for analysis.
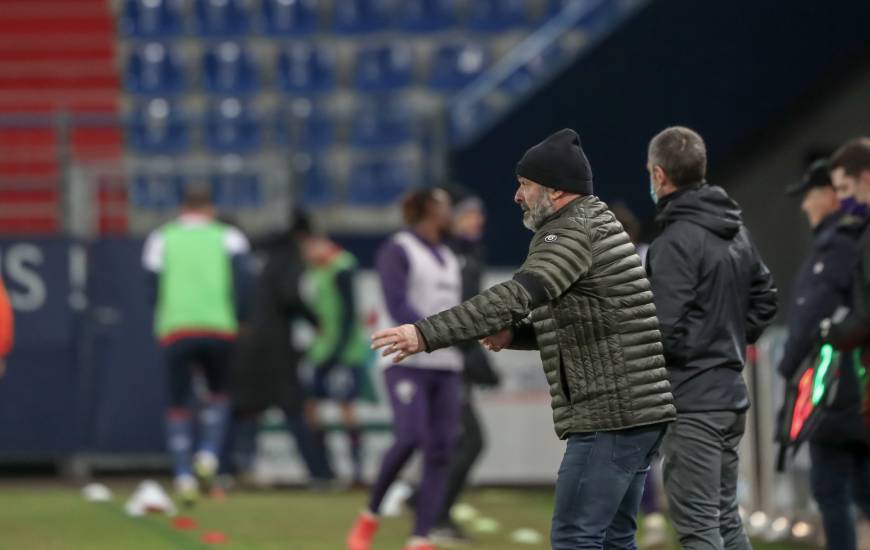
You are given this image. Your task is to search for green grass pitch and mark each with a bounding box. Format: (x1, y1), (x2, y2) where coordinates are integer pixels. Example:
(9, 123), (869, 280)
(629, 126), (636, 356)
(0, 484), (815, 549)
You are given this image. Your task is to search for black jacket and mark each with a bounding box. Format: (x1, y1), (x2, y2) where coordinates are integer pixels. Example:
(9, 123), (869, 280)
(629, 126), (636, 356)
(778, 212), (866, 445)
(231, 238), (315, 413)
(831, 218), (870, 349)
(647, 183), (778, 412)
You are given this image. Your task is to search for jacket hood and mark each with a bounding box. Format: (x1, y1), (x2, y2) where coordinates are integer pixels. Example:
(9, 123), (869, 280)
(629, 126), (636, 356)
(656, 183), (742, 239)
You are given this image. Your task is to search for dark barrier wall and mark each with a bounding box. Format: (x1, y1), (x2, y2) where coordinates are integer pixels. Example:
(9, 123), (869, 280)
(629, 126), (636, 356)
(0, 239), (164, 457)
(451, 0), (870, 266)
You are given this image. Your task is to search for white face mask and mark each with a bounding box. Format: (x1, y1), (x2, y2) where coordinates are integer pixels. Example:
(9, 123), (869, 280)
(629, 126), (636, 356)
(649, 177), (659, 205)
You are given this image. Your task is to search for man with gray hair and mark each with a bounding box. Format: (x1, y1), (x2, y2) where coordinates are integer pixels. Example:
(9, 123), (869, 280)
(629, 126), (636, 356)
(646, 126), (778, 550)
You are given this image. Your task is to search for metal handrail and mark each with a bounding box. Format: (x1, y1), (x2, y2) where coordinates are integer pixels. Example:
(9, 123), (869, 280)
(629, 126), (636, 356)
(448, 0), (646, 146)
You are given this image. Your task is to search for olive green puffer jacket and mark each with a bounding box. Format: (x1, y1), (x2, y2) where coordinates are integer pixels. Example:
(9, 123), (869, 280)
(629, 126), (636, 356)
(416, 196), (676, 438)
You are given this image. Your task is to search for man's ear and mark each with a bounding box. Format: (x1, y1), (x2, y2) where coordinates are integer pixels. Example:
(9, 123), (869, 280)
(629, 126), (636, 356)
(652, 165), (667, 186)
(549, 187), (566, 201)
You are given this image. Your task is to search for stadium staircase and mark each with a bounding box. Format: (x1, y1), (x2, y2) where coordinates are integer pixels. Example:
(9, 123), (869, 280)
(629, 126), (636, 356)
(0, 0), (124, 234)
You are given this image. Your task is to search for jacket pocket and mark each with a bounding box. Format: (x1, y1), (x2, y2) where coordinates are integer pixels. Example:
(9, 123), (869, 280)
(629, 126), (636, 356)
(557, 353), (572, 404)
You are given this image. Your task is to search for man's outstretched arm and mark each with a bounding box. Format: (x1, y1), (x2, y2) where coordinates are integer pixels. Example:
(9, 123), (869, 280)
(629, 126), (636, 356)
(373, 222), (590, 362)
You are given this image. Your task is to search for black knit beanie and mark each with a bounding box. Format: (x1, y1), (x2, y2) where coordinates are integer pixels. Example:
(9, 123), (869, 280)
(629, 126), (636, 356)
(515, 128), (593, 195)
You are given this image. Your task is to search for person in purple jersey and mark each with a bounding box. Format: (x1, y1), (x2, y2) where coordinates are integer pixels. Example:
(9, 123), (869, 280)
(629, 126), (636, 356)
(347, 188), (463, 550)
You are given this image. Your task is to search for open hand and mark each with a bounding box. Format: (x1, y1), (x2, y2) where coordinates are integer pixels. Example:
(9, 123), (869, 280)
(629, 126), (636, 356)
(371, 324), (424, 363)
(480, 329), (513, 352)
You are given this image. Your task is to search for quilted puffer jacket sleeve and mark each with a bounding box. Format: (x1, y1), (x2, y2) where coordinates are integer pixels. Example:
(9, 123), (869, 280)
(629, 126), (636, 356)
(416, 213), (591, 352)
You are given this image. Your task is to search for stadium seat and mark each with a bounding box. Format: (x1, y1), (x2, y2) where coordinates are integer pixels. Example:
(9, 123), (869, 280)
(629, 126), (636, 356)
(205, 97), (261, 153)
(332, 0), (392, 34)
(353, 43), (414, 93)
(398, 0), (459, 32)
(124, 42), (185, 95)
(131, 171), (186, 208)
(120, 0), (184, 37)
(202, 41), (259, 95)
(294, 155), (334, 205)
(193, 0), (250, 36)
(347, 158), (416, 205)
(351, 100), (413, 148)
(467, 0), (527, 31)
(211, 169), (263, 207)
(273, 100), (334, 150)
(262, 0), (318, 36)
(429, 42), (487, 91)
(276, 44), (335, 94)
(127, 98), (189, 154)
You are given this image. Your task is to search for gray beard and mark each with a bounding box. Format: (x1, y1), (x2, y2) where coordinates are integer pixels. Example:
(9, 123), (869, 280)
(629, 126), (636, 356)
(522, 195), (555, 231)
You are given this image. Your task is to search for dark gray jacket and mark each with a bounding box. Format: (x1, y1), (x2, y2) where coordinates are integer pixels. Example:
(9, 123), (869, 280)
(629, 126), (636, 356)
(647, 183), (778, 412)
(416, 196), (676, 438)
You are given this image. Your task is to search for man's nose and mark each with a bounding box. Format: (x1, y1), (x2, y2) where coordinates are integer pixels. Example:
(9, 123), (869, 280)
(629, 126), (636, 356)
(514, 188), (523, 204)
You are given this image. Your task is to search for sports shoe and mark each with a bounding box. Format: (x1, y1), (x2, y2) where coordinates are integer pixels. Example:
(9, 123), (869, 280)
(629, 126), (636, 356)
(193, 451), (218, 492)
(174, 475), (199, 508)
(346, 512), (379, 550)
(430, 519), (472, 546)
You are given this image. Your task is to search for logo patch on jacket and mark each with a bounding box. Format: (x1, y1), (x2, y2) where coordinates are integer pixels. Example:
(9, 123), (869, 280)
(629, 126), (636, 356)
(813, 261), (825, 275)
(544, 234), (558, 243)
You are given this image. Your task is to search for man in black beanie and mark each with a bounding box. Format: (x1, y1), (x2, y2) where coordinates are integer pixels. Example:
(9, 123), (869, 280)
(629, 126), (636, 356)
(370, 128), (676, 550)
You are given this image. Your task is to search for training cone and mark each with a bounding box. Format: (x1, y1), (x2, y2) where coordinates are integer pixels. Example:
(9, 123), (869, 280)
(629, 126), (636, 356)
(171, 516), (198, 530)
(81, 483), (113, 503)
(510, 528), (544, 545)
(471, 517), (500, 534)
(125, 480), (177, 517)
(201, 531), (229, 544)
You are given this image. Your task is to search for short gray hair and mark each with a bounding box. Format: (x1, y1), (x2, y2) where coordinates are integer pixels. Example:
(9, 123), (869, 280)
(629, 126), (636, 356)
(647, 126), (707, 187)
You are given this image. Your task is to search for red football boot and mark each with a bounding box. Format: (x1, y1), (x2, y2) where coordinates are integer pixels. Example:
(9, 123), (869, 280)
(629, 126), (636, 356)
(346, 512), (379, 550)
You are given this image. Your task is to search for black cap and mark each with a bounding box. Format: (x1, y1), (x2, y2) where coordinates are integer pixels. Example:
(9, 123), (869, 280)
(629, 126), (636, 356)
(786, 158), (832, 196)
(516, 128), (593, 195)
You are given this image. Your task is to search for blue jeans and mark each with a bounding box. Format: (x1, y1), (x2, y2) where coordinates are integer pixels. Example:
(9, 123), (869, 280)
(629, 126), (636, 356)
(552, 424), (666, 550)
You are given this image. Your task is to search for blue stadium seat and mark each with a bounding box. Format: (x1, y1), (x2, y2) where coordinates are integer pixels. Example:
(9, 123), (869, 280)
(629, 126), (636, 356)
(276, 44), (335, 94)
(348, 159), (416, 205)
(353, 44), (413, 92)
(193, 0), (250, 36)
(351, 100), (413, 148)
(467, 0), (527, 31)
(398, 0), (458, 32)
(120, 0), (184, 38)
(294, 155), (334, 205)
(202, 42), (259, 95)
(124, 42), (185, 95)
(429, 42), (487, 91)
(127, 98), (189, 154)
(273, 100), (334, 150)
(262, 0), (318, 36)
(131, 172), (186, 208)
(211, 170), (263, 207)
(204, 97), (261, 153)
(332, 0), (392, 34)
